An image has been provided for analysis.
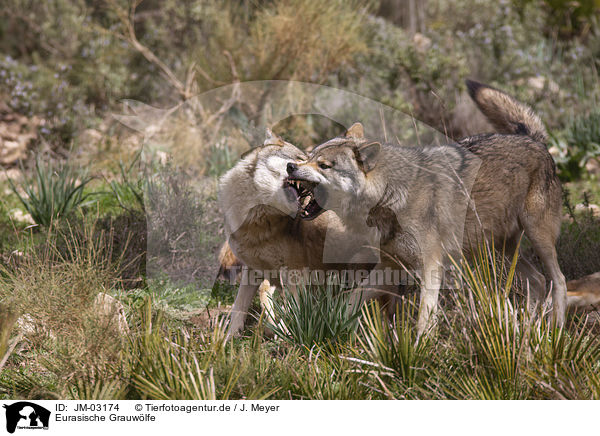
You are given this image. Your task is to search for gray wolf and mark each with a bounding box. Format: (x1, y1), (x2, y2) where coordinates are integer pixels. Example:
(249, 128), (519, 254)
(287, 80), (567, 334)
(219, 129), (376, 336)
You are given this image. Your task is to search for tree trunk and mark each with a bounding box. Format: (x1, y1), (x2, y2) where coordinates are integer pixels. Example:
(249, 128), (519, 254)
(377, 0), (427, 34)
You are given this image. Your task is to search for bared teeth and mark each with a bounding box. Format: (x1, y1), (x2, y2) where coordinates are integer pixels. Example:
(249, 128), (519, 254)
(301, 195), (311, 208)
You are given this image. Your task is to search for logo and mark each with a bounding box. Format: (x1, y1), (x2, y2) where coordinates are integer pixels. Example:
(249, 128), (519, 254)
(3, 402), (50, 434)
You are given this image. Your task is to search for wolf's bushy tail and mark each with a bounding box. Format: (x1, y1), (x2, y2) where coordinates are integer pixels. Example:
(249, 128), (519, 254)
(466, 79), (547, 143)
(217, 241), (242, 281)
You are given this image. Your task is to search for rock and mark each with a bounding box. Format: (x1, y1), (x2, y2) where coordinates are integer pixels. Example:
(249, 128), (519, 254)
(0, 168), (21, 182)
(575, 203), (600, 218)
(526, 76), (560, 94)
(16, 314), (36, 336)
(586, 158), (600, 176)
(16, 314), (56, 340)
(0, 139), (26, 165)
(412, 33), (431, 53)
(189, 306), (230, 330)
(94, 293), (129, 335)
(155, 150), (169, 165)
(514, 76), (560, 98)
(15, 293), (129, 341)
(9, 209), (35, 225)
(78, 128), (103, 146)
(547, 145), (562, 158)
(0, 108), (39, 165)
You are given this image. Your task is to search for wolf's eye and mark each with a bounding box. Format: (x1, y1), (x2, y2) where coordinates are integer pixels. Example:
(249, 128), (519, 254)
(319, 162), (333, 170)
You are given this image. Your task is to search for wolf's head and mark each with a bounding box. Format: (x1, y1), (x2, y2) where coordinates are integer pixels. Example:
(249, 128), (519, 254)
(247, 129), (309, 215)
(219, 129), (308, 227)
(286, 122), (381, 221)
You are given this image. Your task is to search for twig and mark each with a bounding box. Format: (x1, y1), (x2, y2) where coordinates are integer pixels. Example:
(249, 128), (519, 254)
(105, 0), (193, 100)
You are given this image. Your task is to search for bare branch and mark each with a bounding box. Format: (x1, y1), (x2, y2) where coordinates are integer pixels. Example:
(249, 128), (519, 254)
(223, 50), (239, 82)
(104, 0), (191, 100)
(195, 64), (226, 87)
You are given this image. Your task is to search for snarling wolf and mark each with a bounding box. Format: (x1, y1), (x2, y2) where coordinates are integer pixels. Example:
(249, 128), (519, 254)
(287, 80), (567, 334)
(219, 130), (376, 335)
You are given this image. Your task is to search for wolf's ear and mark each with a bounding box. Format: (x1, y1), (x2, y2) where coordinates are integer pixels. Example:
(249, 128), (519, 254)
(264, 128), (285, 146)
(356, 141), (380, 173)
(344, 122), (364, 139)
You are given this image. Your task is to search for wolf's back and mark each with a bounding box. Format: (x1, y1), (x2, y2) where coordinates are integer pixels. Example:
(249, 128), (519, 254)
(466, 79), (547, 143)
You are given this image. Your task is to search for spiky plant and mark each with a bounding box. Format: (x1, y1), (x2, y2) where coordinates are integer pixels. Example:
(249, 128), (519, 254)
(9, 158), (94, 227)
(527, 316), (600, 399)
(349, 298), (433, 398)
(291, 350), (375, 400)
(439, 239), (533, 399)
(108, 150), (145, 214)
(265, 282), (362, 350)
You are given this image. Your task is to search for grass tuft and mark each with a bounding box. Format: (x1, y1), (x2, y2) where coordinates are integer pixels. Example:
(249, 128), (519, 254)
(9, 158), (94, 227)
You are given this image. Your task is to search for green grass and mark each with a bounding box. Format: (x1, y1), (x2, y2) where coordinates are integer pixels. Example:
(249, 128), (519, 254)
(113, 277), (212, 320)
(1, 170), (600, 400)
(4, 231), (600, 400)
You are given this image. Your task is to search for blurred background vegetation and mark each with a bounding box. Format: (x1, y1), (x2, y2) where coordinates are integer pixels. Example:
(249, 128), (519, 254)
(0, 0), (599, 148)
(0, 0), (600, 400)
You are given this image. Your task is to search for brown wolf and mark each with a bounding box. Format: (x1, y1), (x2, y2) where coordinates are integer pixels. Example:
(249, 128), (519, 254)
(287, 80), (567, 334)
(567, 272), (600, 309)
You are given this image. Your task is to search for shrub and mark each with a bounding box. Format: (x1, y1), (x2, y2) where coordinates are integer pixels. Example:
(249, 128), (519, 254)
(551, 110), (600, 181)
(0, 220), (125, 399)
(557, 195), (600, 280)
(514, 0), (600, 39)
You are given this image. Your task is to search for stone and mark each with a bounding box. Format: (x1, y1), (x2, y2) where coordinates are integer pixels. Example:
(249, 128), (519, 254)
(575, 203), (600, 218)
(94, 293), (129, 335)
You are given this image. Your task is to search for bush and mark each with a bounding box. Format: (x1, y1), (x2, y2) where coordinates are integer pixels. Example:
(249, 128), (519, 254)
(514, 0), (600, 39)
(551, 110), (600, 181)
(557, 195), (600, 280)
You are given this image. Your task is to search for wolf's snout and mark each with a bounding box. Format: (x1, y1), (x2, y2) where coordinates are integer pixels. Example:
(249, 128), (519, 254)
(286, 162), (298, 175)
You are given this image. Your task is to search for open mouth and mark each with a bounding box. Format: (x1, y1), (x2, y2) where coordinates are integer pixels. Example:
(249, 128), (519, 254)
(284, 178), (324, 220)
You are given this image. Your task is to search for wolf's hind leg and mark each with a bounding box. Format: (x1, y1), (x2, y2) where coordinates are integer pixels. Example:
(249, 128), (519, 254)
(531, 241), (566, 326)
(520, 210), (567, 327)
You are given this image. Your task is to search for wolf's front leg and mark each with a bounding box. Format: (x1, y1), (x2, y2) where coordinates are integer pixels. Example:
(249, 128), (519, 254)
(416, 259), (443, 337)
(228, 267), (259, 337)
